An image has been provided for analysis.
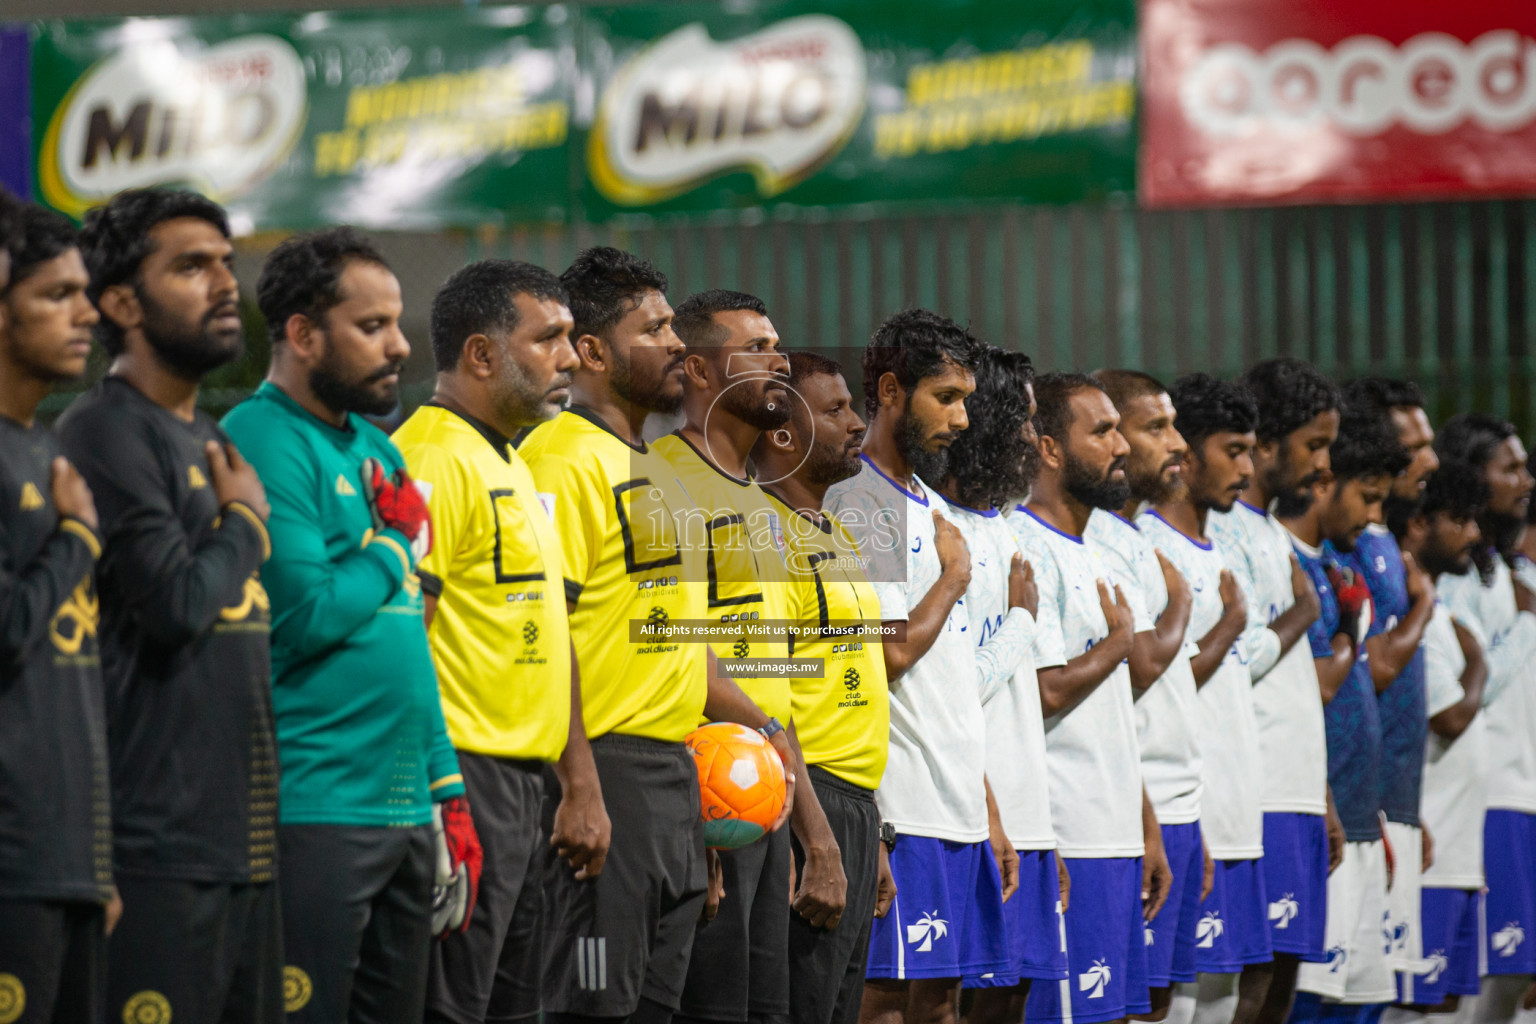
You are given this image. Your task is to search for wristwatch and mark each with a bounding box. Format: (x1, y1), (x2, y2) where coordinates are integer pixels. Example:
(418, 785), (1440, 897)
(756, 717), (785, 742)
(879, 821), (897, 849)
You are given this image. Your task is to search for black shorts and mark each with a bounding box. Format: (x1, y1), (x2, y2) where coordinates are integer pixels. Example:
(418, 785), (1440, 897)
(679, 822), (793, 1024)
(541, 735), (708, 1017)
(426, 752), (546, 1024)
(108, 875), (283, 1024)
(786, 768), (880, 1024)
(0, 898), (105, 1024)
(278, 824), (434, 1024)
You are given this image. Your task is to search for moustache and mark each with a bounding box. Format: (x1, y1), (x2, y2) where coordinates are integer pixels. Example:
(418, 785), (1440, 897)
(203, 301), (240, 324)
(548, 373), (573, 393)
(365, 362), (404, 384)
(1108, 456), (1128, 476)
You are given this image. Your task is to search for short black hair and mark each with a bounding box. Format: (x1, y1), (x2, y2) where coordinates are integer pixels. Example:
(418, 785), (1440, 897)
(786, 350), (841, 389)
(672, 289), (768, 350)
(1092, 369), (1166, 411)
(256, 227), (390, 349)
(559, 246), (668, 341)
(7, 204), (80, 287)
(1330, 399), (1411, 483)
(0, 187), (22, 287)
(1436, 412), (1517, 470)
(1032, 371), (1104, 446)
(945, 346), (1037, 509)
(1388, 457), (1487, 539)
(78, 187), (231, 355)
(860, 308), (980, 419)
(1343, 377), (1426, 416)
(1240, 358), (1342, 445)
(429, 259), (568, 372)
(1167, 373), (1259, 452)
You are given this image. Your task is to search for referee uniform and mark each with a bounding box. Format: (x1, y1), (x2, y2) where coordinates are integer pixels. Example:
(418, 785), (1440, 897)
(654, 431), (797, 1024)
(764, 491), (890, 1024)
(224, 382), (465, 1024)
(521, 406), (711, 1021)
(395, 402), (572, 1023)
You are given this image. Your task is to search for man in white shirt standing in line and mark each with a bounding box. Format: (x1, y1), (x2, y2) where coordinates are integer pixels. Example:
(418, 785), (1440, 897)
(1009, 372), (1173, 1024)
(935, 347), (1070, 1024)
(1205, 359), (1334, 1024)
(1085, 370), (1208, 1024)
(825, 311), (1013, 1024)
(1432, 414), (1536, 1024)
(1384, 458), (1491, 1024)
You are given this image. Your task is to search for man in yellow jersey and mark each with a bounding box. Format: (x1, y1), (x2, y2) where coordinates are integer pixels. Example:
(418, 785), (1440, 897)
(752, 352), (897, 1024)
(654, 290), (842, 1024)
(393, 260), (609, 1024)
(520, 248), (795, 1024)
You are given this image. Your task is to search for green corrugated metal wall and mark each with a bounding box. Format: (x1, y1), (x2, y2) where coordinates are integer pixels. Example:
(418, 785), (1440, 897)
(479, 199), (1536, 431)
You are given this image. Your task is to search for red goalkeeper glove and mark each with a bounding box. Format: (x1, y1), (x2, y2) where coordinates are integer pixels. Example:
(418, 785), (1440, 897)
(362, 457), (432, 563)
(1327, 564), (1372, 647)
(431, 796), (483, 938)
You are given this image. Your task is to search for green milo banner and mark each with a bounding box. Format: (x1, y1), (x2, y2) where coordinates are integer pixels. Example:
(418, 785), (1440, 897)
(580, 0), (1137, 217)
(25, 0), (1135, 230)
(28, 6), (575, 230)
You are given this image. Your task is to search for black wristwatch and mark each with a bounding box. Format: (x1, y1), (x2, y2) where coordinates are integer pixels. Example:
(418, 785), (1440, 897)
(879, 821), (897, 849)
(756, 717), (785, 742)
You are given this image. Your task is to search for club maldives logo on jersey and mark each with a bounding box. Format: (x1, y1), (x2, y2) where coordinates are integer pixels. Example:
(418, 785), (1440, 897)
(39, 34), (307, 217)
(589, 16), (865, 205)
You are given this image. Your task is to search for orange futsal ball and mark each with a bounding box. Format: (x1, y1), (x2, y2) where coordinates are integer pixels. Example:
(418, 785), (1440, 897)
(686, 722), (787, 850)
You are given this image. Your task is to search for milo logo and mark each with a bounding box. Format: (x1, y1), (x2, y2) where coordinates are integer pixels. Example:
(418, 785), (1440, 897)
(40, 35), (306, 217)
(589, 16), (865, 204)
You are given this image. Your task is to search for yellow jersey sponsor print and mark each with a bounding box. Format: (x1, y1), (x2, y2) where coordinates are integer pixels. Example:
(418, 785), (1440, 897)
(283, 966), (313, 1012)
(0, 974), (23, 1024)
(653, 433), (798, 724)
(765, 491), (890, 790)
(122, 990), (172, 1024)
(519, 407), (707, 743)
(395, 405), (571, 762)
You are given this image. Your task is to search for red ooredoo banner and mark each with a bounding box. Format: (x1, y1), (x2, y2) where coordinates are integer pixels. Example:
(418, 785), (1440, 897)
(1140, 0), (1536, 206)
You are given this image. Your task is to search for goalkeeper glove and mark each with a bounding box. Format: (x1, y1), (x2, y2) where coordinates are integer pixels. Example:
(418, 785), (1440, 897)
(431, 796), (483, 938)
(1327, 564), (1372, 648)
(361, 457), (432, 564)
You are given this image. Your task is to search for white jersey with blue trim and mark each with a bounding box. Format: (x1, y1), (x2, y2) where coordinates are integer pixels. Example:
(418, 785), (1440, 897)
(1139, 510), (1263, 858)
(1438, 558), (1536, 815)
(825, 461), (988, 842)
(1085, 509), (1203, 826)
(1008, 504), (1144, 858)
(1421, 601), (1487, 888)
(1208, 500), (1329, 816)
(943, 500), (1055, 850)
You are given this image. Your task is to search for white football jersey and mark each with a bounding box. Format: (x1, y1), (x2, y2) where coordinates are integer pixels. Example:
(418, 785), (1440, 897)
(1208, 501), (1329, 816)
(825, 462), (988, 841)
(1086, 510), (1202, 826)
(1008, 505), (1144, 858)
(944, 501), (1055, 850)
(1437, 558), (1536, 815)
(1420, 602), (1487, 888)
(1140, 510), (1264, 858)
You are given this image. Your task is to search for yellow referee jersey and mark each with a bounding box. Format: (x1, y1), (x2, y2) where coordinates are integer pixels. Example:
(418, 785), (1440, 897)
(519, 407), (708, 743)
(765, 491), (890, 791)
(652, 432), (799, 724)
(393, 404), (570, 761)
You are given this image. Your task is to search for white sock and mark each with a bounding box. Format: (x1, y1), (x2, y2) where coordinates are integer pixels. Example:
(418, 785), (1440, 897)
(1473, 977), (1531, 1024)
(1166, 984), (1198, 1024)
(1192, 973), (1240, 1024)
(1382, 1008), (1427, 1024)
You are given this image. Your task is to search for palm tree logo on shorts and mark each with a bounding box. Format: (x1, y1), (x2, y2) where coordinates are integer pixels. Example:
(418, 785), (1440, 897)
(1197, 912), (1225, 948)
(1268, 893), (1299, 929)
(906, 911), (949, 952)
(1424, 951), (1449, 984)
(1079, 959), (1112, 998)
(1493, 923), (1526, 957)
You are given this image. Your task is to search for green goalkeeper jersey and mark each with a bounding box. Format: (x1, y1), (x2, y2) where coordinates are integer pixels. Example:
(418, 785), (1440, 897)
(223, 382), (463, 827)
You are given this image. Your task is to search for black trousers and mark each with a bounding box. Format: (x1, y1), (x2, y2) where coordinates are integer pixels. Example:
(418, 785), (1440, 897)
(108, 875), (283, 1024)
(0, 898), (105, 1024)
(278, 824), (434, 1024)
(786, 768), (880, 1024)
